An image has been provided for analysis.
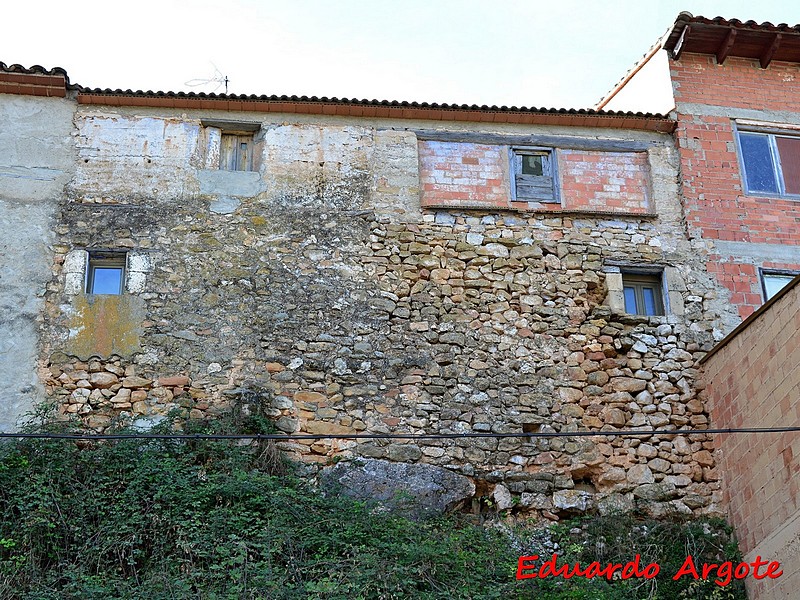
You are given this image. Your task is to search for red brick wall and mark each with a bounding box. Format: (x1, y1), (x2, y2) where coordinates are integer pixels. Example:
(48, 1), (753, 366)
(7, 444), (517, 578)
(0, 71), (67, 97)
(675, 115), (800, 245)
(418, 140), (652, 214)
(672, 54), (800, 318)
(705, 258), (800, 320)
(558, 149), (650, 213)
(702, 279), (800, 598)
(418, 141), (511, 209)
(672, 55), (800, 112)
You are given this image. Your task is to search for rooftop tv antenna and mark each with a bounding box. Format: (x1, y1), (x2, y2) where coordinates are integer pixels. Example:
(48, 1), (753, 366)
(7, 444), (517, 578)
(185, 62), (229, 93)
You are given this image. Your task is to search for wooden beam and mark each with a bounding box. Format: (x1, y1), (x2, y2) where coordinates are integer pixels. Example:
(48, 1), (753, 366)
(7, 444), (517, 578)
(760, 33), (783, 69)
(411, 130), (656, 152)
(672, 25), (690, 60)
(596, 43), (661, 110)
(716, 29), (737, 64)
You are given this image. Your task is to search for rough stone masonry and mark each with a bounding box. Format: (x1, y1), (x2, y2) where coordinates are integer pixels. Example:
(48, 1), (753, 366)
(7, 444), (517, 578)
(0, 84), (740, 519)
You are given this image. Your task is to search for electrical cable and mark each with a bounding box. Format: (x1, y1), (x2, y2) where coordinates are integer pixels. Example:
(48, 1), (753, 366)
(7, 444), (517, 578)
(0, 426), (797, 441)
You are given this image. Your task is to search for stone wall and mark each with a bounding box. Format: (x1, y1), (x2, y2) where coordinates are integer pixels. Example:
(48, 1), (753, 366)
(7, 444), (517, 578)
(34, 108), (737, 518)
(701, 278), (800, 600)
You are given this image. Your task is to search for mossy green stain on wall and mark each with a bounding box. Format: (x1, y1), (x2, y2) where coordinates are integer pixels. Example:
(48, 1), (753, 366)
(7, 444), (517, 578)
(67, 294), (144, 359)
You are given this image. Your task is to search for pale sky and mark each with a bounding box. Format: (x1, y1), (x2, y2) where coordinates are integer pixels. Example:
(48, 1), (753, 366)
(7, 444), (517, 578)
(3, 1), (799, 110)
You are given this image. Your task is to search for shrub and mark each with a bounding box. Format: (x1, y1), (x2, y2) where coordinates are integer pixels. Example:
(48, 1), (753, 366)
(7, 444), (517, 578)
(0, 429), (518, 599)
(0, 419), (747, 599)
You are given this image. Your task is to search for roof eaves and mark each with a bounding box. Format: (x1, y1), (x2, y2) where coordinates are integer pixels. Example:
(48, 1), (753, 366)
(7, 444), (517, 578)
(0, 61), (70, 84)
(73, 87), (673, 130)
(663, 12), (800, 54)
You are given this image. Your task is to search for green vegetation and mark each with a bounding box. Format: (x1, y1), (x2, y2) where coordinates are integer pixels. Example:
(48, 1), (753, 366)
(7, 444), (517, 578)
(522, 515), (747, 600)
(0, 419), (746, 599)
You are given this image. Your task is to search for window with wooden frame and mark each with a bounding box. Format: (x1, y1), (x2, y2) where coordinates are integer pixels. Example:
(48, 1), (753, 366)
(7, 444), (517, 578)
(86, 252), (127, 295)
(202, 120), (262, 172)
(512, 148), (558, 203)
(622, 272), (664, 316)
(737, 129), (800, 198)
(220, 132), (254, 171)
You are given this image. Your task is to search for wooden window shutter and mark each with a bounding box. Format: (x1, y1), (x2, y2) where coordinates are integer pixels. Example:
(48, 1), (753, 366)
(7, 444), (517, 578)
(514, 152), (555, 201)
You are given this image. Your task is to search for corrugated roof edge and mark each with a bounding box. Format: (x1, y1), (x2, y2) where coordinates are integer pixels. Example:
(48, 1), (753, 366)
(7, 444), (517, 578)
(72, 86), (670, 119)
(595, 37), (665, 110)
(0, 62), (70, 84)
(2, 60), (672, 124)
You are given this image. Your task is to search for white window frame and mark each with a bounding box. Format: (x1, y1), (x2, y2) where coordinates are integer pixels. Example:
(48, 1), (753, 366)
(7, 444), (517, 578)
(86, 252), (126, 295)
(604, 265), (669, 317)
(735, 124), (800, 199)
(621, 272), (665, 316)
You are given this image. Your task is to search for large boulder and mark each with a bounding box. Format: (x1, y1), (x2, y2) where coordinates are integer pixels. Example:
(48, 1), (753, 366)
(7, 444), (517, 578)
(319, 458), (475, 518)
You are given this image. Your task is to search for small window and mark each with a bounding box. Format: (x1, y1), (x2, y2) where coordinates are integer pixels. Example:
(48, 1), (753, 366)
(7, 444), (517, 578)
(202, 121), (261, 172)
(220, 133), (254, 171)
(738, 131), (800, 197)
(512, 149), (557, 203)
(761, 271), (798, 300)
(622, 273), (664, 316)
(86, 253), (126, 295)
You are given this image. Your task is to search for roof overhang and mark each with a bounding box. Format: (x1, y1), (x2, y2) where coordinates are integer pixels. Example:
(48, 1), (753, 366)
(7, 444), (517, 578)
(663, 13), (800, 67)
(73, 90), (675, 132)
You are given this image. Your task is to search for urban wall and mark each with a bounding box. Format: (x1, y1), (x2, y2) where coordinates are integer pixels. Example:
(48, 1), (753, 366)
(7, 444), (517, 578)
(672, 54), (800, 320)
(32, 103), (737, 518)
(702, 279), (800, 600)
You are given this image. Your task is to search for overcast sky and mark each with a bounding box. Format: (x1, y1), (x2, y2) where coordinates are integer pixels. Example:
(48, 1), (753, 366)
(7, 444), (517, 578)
(3, 1), (799, 109)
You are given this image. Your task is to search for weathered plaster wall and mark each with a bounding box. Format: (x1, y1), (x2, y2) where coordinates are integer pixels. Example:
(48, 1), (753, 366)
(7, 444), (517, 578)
(0, 94), (75, 431)
(702, 279), (800, 600)
(671, 53), (800, 320)
(69, 113), (420, 220)
(70, 114), (203, 202)
(38, 109), (740, 518)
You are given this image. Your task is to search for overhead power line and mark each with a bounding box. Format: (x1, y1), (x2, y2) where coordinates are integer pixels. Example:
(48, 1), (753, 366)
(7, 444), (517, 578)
(0, 426), (797, 442)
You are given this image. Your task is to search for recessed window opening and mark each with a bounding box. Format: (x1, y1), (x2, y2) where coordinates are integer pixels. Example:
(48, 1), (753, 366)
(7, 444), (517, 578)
(512, 148), (557, 203)
(521, 154), (544, 176)
(86, 253), (126, 295)
(220, 133), (253, 171)
(622, 273), (664, 316)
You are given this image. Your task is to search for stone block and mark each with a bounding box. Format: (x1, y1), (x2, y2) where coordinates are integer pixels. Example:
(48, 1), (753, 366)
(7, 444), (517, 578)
(320, 458), (475, 518)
